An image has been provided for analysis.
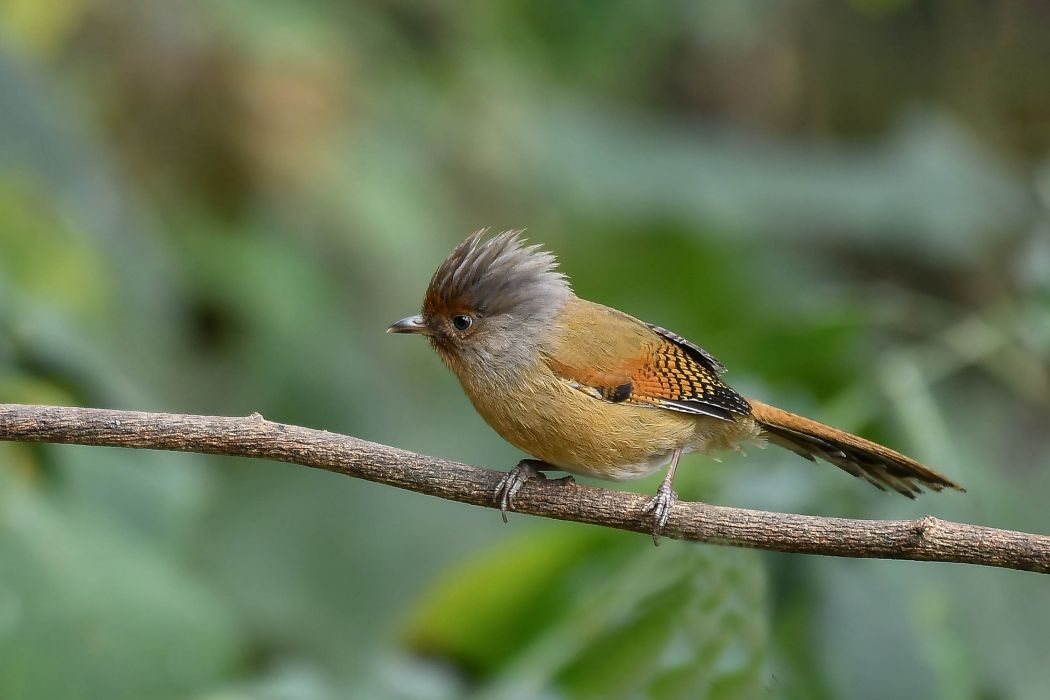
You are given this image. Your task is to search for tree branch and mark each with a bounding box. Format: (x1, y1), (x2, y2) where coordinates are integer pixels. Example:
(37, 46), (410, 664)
(1, 403), (1046, 573)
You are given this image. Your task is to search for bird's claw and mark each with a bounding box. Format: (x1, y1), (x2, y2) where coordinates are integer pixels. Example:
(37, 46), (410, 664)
(495, 460), (545, 522)
(495, 460), (573, 522)
(642, 483), (678, 544)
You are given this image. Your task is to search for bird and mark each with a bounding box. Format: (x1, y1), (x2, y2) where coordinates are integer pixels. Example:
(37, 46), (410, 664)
(387, 230), (964, 541)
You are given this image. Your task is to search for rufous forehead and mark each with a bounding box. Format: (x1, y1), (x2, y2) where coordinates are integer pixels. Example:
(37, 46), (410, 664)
(423, 292), (474, 317)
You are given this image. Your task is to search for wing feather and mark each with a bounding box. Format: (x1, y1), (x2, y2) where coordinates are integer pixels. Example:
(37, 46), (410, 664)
(544, 303), (750, 420)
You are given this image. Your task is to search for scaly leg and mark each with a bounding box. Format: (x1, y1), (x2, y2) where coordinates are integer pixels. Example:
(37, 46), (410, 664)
(641, 447), (683, 544)
(494, 459), (574, 522)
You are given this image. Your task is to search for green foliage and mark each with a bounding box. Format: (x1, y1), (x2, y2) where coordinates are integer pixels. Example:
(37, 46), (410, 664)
(406, 527), (766, 699)
(0, 1), (1048, 698)
(0, 182), (109, 317)
(0, 455), (239, 700)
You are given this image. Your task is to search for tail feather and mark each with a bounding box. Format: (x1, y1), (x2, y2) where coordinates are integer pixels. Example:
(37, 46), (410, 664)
(748, 399), (964, 497)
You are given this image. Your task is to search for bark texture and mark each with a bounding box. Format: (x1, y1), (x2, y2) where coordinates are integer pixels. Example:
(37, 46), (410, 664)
(1, 403), (1046, 573)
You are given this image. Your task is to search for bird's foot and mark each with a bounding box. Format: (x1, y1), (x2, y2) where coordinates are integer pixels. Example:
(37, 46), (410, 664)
(494, 460), (572, 522)
(641, 482), (678, 545)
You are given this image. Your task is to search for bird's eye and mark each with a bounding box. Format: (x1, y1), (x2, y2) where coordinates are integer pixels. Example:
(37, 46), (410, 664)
(451, 314), (473, 331)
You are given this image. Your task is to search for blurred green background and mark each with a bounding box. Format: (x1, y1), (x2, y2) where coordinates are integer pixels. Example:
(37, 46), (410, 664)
(1, 1), (1049, 698)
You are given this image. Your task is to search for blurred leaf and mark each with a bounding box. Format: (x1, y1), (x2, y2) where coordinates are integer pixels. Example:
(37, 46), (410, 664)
(0, 46), (180, 393)
(0, 462), (243, 700)
(405, 525), (630, 675)
(0, 373), (77, 407)
(0, 0), (87, 56)
(406, 527), (767, 699)
(513, 104), (1029, 264)
(0, 179), (110, 318)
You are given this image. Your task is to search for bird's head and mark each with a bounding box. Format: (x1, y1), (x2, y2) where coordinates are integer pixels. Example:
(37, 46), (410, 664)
(387, 230), (572, 379)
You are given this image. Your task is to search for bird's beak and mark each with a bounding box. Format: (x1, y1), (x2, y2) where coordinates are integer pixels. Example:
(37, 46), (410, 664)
(386, 314), (432, 335)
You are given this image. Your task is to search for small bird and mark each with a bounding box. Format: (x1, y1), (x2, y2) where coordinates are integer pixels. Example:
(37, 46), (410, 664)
(388, 231), (964, 540)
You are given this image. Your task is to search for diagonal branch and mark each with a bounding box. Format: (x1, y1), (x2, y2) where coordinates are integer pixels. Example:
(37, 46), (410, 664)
(1, 403), (1047, 573)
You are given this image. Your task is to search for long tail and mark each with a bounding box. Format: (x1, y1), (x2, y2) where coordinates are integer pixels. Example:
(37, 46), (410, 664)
(748, 399), (964, 497)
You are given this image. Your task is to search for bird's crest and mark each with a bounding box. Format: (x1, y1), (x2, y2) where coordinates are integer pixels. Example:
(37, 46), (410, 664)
(424, 230), (571, 318)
